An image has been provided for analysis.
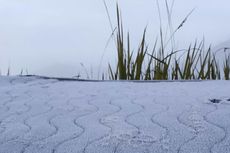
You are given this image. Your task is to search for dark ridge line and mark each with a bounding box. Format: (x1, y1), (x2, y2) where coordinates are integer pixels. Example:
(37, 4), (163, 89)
(127, 98), (148, 134)
(103, 97), (139, 153)
(74, 98), (99, 153)
(114, 98), (144, 152)
(83, 98), (123, 153)
(0, 91), (32, 144)
(9, 77), (19, 85)
(0, 91), (15, 135)
(53, 99), (97, 153)
(51, 96), (83, 153)
(35, 105), (76, 152)
(106, 99), (123, 134)
(1, 110), (32, 146)
(108, 98), (127, 153)
(108, 99), (124, 153)
(20, 94), (55, 153)
(176, 104), (197, 153)
(83, 97), (104, 153)
(22, 96), (53, 139)
(124, 99), (144, 135)
(123, 99), (141, 133)
(128, 97), (163, 153)
(53, 113), (87, 153)
(51, 96), (91, 153)
(177, 101), (227, 153)
(150, 100), (170, 152)
(2, 91), (16, 113)
(21, 111), (60, 153)
(51, 105), (84, 153)
(0, 92), (13, 135)
(22, 90), (80, 153)
(107, 99), (123, 153)
(22, 103), (33, 131)
(203, 103), (227, 153)
(20, 91), (34, 134)
(21, 112), (59, 153)
(19, 75), (205, 83)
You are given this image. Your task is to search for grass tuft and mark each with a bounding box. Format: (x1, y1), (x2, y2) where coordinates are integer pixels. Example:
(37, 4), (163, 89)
(106, 3), (230, 81)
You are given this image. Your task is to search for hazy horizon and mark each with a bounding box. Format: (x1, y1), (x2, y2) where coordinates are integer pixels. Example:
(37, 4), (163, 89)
(0, 0), (230, 77)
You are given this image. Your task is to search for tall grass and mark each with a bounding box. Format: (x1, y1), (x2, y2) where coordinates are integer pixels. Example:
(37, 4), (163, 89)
(107, 3), (230, 80)
(108, 4), (148, 80)
(224, 54), (230, 80)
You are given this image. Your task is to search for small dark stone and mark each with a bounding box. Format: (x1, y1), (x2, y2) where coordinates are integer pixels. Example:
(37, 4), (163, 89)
(209, 99), (222, 103)
(227, 98), (230, 102)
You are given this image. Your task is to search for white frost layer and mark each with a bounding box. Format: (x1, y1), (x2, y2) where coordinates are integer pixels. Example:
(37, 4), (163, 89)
(0, 76), (230, 153)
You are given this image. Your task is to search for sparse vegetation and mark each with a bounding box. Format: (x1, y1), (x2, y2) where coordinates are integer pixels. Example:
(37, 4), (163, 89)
(107, 3), (230, 80)
(224, 54), (230, 80)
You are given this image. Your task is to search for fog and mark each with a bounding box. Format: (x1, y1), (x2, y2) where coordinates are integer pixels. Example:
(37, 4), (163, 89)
(0, 0), (230, 77)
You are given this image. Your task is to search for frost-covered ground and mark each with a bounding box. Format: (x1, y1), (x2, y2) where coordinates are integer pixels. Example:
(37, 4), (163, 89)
(0, 76), (230, 153)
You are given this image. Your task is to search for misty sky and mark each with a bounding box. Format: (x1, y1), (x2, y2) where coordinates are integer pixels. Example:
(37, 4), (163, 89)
(0, 0), (230, 77)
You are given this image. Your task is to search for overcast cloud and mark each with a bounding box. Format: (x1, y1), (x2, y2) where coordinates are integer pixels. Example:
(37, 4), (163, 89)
(0, 0), (230, 77)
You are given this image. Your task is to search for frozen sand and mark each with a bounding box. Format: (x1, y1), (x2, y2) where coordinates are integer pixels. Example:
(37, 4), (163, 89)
(0, 76), (230, 153)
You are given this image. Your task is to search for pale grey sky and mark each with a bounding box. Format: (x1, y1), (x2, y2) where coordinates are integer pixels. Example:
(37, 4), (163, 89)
(0, 0), (230, 77)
